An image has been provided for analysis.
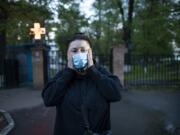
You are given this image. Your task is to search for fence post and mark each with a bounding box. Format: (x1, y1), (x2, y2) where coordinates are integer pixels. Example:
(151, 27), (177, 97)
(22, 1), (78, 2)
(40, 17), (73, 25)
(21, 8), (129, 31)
(31, 45), (48, 90)
(112, 45), (127, 86)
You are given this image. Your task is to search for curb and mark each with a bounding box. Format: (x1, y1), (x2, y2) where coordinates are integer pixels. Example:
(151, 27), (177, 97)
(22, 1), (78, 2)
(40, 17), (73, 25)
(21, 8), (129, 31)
(0, 110), (14, 135)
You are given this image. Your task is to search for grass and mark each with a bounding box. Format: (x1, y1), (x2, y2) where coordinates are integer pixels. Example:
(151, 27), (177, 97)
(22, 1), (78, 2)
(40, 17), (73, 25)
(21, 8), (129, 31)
(126, 86), (180, 91)
(124, 63), (180, 81)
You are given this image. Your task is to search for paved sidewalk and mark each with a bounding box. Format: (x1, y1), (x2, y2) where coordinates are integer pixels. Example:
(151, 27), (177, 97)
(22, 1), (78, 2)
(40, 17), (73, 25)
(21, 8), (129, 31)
(111, 90), (180, 135)
(0, 87), (180, 135)
(0, 87), (43, 111)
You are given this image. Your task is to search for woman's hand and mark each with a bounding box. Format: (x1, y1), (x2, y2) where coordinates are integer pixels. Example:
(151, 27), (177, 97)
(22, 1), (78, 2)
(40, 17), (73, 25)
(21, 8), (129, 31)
(87, 48), (94, 68)
(67, 52), (74, 70)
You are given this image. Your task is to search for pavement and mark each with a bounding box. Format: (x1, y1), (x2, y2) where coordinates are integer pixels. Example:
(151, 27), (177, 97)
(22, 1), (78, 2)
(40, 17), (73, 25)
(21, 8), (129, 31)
(111, 90), (180, 135)
(0, 87), (180, 135)
(0, 87), (43, 111)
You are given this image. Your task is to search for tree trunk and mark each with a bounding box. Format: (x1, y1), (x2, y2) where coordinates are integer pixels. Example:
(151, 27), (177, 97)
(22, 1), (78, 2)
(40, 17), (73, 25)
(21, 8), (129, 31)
(0, 24), (6, 61)
(126, 0), (134, 48)
(0, 2), (8, 74)
(115, 0), (134, 48)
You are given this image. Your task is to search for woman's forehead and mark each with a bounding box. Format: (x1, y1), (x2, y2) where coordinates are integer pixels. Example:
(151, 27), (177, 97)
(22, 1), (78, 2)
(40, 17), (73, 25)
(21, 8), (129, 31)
(69, 40), (90, 49)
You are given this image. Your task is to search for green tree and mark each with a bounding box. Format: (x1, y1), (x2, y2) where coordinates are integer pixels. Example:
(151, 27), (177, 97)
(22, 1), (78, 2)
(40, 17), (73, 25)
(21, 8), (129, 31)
(0, 0), (8, 61)
(55, 1), (88, 55)
(0, 0), (52, 75)
(91, 0), (179, 55)
(111, 0), (135, 48)
(170, 1), (180, 48)
(0, 0), (52, 58)
(6, 0), (52, 45)
(90, 0), (124, 55)
(89, 0), (136, 55)
(132, 0), (177, 55)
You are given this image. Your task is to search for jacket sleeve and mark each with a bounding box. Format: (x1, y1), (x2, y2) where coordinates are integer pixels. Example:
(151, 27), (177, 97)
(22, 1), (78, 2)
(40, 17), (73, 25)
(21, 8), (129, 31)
(87, 65), (122, 102)
(41, 68), (75, 107)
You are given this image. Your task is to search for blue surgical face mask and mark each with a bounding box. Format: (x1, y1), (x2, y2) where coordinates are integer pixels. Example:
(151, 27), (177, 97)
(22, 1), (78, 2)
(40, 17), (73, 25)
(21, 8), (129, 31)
(72, 52), (88, 71)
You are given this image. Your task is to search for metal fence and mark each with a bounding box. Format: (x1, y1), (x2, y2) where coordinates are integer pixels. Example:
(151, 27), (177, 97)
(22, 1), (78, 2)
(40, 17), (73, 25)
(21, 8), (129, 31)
(47, 52), (67, 80)
(47, 51), (112, 80)
(124, 54), (180, 88)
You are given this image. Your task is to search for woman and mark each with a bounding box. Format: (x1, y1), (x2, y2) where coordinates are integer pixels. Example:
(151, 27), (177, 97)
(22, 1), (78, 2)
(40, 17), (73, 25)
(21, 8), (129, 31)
(42, 33), (122, 135)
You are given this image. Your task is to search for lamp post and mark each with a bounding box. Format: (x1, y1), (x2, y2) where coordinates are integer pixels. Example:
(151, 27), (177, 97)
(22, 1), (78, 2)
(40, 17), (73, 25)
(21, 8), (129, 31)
(30, 22), (48, 89)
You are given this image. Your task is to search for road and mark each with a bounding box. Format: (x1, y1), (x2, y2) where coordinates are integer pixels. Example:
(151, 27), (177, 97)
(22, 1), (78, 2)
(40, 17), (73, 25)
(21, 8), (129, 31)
(7, 90), (180, 135)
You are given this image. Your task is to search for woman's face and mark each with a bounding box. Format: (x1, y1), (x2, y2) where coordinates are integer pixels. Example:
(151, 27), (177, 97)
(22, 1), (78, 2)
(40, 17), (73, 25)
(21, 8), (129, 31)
(67, 40), (91, 56)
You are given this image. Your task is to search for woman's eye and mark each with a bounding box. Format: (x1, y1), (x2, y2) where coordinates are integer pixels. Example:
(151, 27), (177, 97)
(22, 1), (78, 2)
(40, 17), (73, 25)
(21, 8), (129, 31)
(81, 48), (87, 52)
(81, 49), (86, 52)
(72, 49), (77, 53)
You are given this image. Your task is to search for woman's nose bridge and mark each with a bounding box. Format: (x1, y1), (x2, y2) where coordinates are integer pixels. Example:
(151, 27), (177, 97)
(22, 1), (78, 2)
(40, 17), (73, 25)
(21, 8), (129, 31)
(77, 48), (81, 53)
(76, 48), (84, 53)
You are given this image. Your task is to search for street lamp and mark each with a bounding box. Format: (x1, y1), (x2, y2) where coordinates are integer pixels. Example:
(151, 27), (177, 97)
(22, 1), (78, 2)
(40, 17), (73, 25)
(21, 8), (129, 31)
(30, 23), (46, 41)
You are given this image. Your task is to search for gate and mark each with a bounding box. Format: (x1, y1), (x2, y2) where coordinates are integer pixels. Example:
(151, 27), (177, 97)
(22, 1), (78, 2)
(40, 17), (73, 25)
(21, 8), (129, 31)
(124, 54), (180, 88)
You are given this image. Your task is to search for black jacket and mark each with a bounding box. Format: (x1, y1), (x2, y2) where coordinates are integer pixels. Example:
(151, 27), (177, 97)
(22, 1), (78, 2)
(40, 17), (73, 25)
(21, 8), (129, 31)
(42, 65), (122, 135)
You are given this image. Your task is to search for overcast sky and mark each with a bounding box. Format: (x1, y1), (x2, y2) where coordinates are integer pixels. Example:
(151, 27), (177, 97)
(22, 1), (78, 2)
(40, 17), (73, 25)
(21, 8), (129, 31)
(80, 0), (95, 18)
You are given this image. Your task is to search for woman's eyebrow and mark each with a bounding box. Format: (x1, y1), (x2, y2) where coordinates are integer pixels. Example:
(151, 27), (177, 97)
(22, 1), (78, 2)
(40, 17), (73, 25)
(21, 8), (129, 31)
(71, 47), (78, 50)
(71, 47), (85, 49)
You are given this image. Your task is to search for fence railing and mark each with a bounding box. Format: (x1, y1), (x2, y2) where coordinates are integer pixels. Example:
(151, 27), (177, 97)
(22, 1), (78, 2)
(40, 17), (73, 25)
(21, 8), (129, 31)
(124, 54), (180, 87)
(47, 51), (112, 80)
(47, 52), (67, 80)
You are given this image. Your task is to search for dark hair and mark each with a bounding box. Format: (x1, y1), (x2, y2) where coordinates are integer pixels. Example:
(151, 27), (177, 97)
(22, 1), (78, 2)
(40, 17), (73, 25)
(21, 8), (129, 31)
(67, 33), (92, 48)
